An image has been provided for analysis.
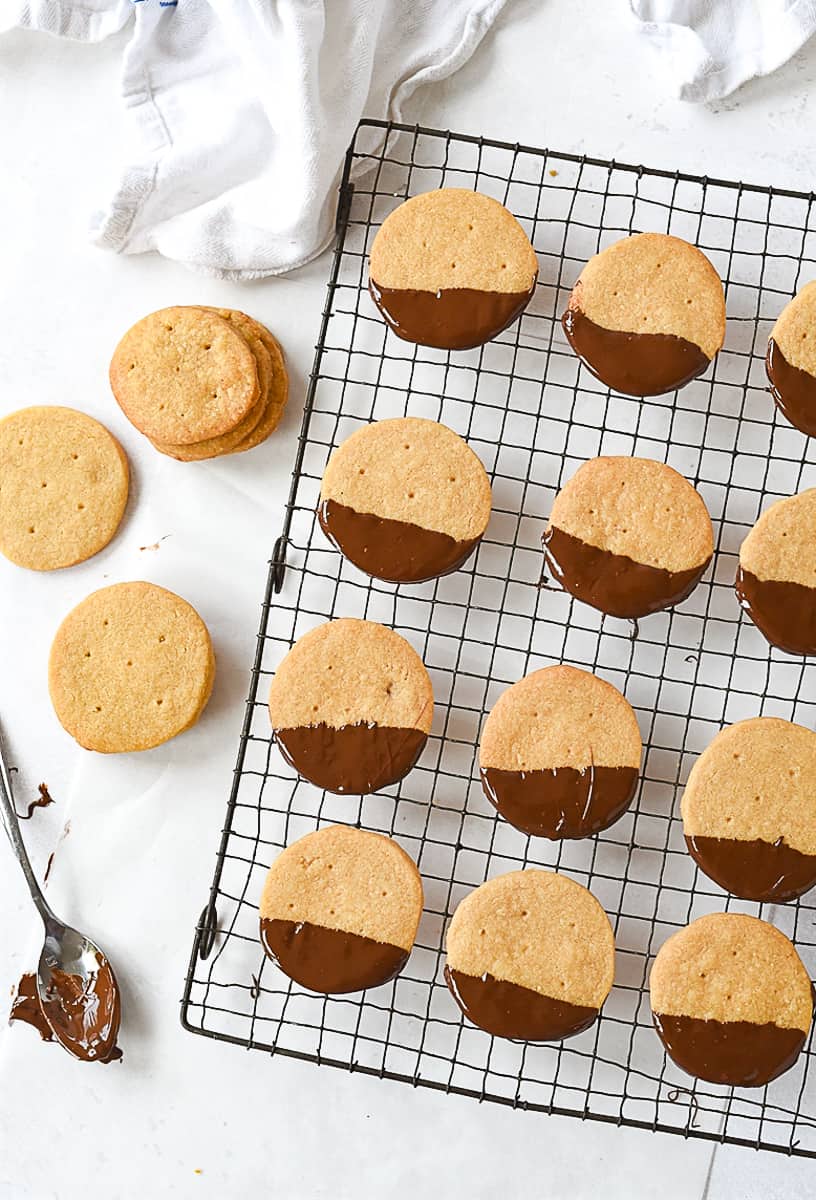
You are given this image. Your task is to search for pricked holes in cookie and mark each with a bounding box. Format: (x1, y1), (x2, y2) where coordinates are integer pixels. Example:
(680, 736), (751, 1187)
(156, 699), (163, 706)
(40, 481), (47, 489)
(71, 453), (78, 461)
(158, 634), (166, 643)
(358, 469), (365, 475)
(77, 503), (84, 512)
(407, 491), (415, 499)
(27, 527), (34, 535)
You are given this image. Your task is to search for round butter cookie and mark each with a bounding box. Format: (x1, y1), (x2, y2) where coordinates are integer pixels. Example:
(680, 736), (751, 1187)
(650, 912), (813, 1088)
(445, 870), (615, 1041)
(479, 665), (642, 839)
(110, 306), (259, 444)
(766, 281), (816, 437)
(318, 417), (492, 583)
(736, 489), (816, 656)
(682, 717), (816, 902)
(369, 188), (538, 350)
(259, 824), (423, 994)
(543, 456), (713, 619)
(49, 581), (214, 753)
(562, 233), (726, 396)
(268, 618), (433, 795)
(225, 324), (288, 453)
(0, 406), (128, 571)
(149, 307), (272, 460)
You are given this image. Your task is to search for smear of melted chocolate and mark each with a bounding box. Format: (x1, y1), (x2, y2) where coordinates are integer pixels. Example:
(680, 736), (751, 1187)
(21, 782), (55, 820)
(562, 308), (711, 396)
(318, 499), (480, 583)
(369, 280), (535, 351)
(10, 961), (122, 1063)
(260, 918), (409, 994)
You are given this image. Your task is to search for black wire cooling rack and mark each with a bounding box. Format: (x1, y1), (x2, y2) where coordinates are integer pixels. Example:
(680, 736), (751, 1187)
(181, 119), (816, 1157)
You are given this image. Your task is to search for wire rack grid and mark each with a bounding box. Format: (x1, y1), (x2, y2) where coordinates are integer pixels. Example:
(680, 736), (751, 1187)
(182, 119), (816, 1157)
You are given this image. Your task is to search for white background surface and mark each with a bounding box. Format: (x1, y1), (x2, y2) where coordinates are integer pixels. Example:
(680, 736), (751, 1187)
(2, 4), (816, 1197)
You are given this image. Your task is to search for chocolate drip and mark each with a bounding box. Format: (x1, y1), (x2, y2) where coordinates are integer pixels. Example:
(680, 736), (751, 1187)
(369, 280), (535, 351)
(445, 966), (600, 1041)
(273, 721), (427, 794)
(260, 918), (409, 994)
(766, 338), (816, 437)
(21, 782), (55, 820)
(653, 1011), (807, 1087)
(9, 963), (121, 1063)
(561, 308), (711, 396)
(544, 525), (709, 619)
(318, 499), (480, 583)
(685, 833), (816, 903)
(736, 566), (816, 657)
(9, 972), (53, 1042)
(480, 763), (638, 839)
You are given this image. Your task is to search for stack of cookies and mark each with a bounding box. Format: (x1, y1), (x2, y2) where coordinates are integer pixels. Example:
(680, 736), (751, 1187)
(109, 306), (288, 461)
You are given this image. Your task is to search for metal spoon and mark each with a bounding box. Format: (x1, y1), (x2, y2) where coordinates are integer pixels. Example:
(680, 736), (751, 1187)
(0, 728), (121, 1062)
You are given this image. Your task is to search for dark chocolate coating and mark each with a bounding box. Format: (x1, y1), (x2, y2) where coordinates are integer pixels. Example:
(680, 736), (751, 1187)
(445, 966), (600, 1041)
(544, 525), (709, 619)
(685, 833), (816, 903)
(562, 307), (711, 396)
(480, 763), (638, 839)
(653, 1011), (808, 1088)
(369, 280), (535, 351)
(318, 499), (480, 583)
(273, 721), (427, 794)
(766, 338), (816, 437)
(736, 566), (816, 656)
(261, 918), (409, 994)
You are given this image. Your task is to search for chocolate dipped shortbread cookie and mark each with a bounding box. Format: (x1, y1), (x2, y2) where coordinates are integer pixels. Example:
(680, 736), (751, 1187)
(368, 188), (538, 350)
(736, 489), (816, 656)
(562, 233), (726, 396)
(682, 717), (816, 902)
(543, 456), (713, 619)
(445, 870), (615, 1041)
(268, 618), (433, 794)
(260, 824), (423, 994)
(650, 913), (813, 1088)
(479, 665), (642, 838)
(318, 417), (492, 583)
(766, 281), (816, 437)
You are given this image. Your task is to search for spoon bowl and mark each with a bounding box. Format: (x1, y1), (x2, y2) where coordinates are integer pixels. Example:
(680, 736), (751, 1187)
(38, 916), (121, 1062)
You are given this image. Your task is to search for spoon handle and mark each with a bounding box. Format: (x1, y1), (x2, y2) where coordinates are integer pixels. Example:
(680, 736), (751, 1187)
(0, 723), (56, 927)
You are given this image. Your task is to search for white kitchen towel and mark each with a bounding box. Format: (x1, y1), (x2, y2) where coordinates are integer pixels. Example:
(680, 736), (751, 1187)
(3, 0), (507, 278)
(631, 0), (816, 101)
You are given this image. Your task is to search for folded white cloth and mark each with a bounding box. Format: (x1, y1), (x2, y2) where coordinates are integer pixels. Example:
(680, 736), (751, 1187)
(3, 0), (507, 278)
(631, 0), (816, 101)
